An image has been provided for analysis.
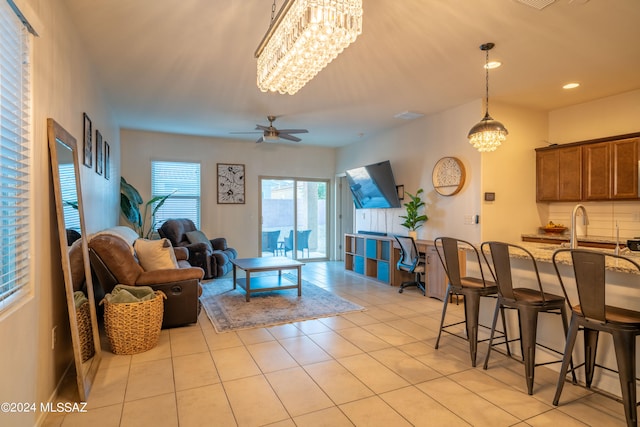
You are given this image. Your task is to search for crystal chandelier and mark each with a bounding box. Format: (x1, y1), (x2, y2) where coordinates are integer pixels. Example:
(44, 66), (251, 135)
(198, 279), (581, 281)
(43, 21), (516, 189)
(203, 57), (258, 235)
(255, 0), (363, 95)
(468, 43), (508, 152)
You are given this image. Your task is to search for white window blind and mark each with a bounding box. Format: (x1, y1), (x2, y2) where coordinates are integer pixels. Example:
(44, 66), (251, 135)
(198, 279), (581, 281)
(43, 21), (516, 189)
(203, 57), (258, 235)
(151, 161), (201, 230)
(0, 0), (33, 311)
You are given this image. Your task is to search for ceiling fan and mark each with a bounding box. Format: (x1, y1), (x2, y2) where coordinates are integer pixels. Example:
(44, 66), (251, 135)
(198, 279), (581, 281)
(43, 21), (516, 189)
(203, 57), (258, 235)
(232, 116), (309, 143)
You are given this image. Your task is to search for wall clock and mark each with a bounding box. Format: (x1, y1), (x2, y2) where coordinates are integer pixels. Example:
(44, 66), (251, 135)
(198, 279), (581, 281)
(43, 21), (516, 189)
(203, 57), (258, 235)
(432, 157), (465, 196)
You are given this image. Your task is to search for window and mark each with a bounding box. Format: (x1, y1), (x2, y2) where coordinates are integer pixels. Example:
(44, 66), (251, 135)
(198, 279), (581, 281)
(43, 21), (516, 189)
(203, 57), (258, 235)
(0, 0), (34, 311)
(151, 161), (201, 229)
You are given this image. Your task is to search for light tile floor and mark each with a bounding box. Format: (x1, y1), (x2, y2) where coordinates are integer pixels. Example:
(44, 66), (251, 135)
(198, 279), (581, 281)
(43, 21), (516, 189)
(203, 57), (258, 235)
(44, 261), (627, 426)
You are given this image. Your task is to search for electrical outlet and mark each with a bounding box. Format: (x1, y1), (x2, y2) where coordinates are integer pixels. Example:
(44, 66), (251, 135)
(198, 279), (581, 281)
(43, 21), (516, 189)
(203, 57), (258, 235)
(51, 326), (57, 350)
(464, 215), (475, 225)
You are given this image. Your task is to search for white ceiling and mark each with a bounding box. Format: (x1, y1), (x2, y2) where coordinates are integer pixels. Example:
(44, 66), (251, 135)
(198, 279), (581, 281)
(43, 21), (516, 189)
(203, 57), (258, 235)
(62, 0), (640, 147)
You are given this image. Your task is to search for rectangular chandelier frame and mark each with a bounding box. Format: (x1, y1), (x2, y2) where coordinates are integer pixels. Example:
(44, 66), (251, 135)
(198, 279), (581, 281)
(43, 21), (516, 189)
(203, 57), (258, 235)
(255, 0), (363, 95)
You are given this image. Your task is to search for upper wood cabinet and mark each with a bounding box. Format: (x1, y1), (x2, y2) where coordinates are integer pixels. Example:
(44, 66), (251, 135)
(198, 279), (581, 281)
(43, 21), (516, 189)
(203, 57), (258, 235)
(611, 137), (639, 199)
(536, 133), (640, 202)
(583, 142), (611, 200)
(536, 145), (582, 201)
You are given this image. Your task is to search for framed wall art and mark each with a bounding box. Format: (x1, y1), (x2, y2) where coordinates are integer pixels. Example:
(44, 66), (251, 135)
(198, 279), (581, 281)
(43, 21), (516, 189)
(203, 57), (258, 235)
(217, 163), (245, 204)
(104, 141), (110, 180)
(82, 112), (92, 168)
(95, 129), (103, 175)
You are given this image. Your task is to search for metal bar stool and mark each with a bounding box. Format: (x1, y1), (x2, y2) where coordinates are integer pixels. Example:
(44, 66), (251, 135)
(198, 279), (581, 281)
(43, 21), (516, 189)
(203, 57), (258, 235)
(434, 237), (498, 367)
(481, 241), (575, 395)
(552, 249), (640, 427)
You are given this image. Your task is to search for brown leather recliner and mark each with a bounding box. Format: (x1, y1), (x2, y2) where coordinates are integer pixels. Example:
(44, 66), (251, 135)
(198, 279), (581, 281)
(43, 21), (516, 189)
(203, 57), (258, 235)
(88, 232), (204, 329)
(158, 218), (237, 279)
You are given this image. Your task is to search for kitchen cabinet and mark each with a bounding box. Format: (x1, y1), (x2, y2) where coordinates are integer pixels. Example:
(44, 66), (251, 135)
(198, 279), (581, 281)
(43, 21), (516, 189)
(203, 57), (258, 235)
(611, 137), (639, 199)
(536, 145), (582, 201)
(536, 133), (640, 202)
(583, 142), (611, 200)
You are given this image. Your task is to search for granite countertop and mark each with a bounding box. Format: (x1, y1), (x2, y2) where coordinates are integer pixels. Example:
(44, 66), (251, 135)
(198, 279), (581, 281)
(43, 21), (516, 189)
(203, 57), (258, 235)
(514, 241), (640, 275)
(521, 233), (631, 245)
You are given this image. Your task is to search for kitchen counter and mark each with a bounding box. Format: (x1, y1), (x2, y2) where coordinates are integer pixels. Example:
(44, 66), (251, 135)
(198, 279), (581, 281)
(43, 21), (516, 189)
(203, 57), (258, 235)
(464, 239), (640, 399)
(521, 233), (629, 248)
(516, 241), (640, 275)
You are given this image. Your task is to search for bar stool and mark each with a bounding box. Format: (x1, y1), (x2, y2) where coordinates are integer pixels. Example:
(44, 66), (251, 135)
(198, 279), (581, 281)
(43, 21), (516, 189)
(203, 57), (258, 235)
(481, 242), (575, 395)
(552, 249), (640, 427)
(434, 237), (498, 367)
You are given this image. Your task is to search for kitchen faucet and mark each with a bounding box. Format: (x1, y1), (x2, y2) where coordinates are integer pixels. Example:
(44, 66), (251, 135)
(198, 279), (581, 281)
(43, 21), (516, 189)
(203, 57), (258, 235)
(570, 204), (589, 249)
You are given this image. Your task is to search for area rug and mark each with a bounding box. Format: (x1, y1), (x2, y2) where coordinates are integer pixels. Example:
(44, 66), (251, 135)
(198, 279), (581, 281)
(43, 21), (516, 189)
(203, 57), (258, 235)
(200, 275), (365, 333)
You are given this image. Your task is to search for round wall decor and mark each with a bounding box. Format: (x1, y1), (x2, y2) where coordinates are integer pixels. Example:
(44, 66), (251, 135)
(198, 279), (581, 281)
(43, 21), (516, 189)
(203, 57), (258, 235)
(432, 157), (465, 196)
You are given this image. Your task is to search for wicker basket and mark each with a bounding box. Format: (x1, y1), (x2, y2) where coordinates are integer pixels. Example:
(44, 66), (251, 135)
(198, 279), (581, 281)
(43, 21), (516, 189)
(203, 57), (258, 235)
(101, 291), (166, 355)
(76, 301), (95, 362)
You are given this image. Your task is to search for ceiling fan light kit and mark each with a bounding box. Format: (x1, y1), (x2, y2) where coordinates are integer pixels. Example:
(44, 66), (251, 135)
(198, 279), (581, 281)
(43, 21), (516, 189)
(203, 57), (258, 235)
(468, 42), (508, 153)
(232, 115), (309, 143)
(255, 0), (363, 95)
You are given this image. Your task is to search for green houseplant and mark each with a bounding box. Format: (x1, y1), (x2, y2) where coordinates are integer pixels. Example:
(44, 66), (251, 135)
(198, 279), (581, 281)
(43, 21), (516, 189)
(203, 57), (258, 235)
(399, 188), (428, 238)
(120, 177), (174, 238)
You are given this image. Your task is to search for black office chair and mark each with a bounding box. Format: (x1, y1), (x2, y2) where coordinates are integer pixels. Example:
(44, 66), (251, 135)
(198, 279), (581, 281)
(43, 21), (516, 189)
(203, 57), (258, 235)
(434, 237), (498, 367)
(394, 235), (425, 295)
(481, 241), (574, 395)
(552, 249), (640, 427)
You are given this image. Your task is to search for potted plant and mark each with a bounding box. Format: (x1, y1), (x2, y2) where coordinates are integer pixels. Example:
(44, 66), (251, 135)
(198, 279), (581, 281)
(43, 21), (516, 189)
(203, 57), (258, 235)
(120, 177), (174, 238)
(399, 188), (428, 239)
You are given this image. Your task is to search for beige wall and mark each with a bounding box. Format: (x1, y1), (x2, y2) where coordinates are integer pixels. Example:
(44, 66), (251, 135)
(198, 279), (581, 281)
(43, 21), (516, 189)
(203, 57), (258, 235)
(337, 100), (546, 244)
(0, 1), (119, 426)
(120, 129), (336, 258)
(542, 90), (640, 239)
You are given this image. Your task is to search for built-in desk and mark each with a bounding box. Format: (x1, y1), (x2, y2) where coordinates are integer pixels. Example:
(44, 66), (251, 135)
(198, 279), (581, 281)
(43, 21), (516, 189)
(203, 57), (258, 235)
(344, 234), (462, 300)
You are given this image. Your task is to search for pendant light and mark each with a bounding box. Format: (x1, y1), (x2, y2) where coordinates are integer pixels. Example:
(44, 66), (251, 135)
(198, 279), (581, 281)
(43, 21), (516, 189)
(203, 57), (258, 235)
(468, 42), (508, 152)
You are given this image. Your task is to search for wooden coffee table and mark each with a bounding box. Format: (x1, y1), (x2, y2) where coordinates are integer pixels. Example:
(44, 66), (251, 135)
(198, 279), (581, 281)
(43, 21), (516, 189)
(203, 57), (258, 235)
(231, 257), (305, 302)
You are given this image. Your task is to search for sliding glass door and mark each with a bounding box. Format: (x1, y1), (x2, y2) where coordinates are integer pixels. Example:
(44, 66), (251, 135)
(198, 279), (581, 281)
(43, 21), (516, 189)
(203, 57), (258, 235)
(260, 177), (328, 260)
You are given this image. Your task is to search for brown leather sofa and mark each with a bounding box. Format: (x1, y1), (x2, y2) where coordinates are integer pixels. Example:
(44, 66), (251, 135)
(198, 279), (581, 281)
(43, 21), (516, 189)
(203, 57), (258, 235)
(158, 218), (237, 279)
(88, 229), (204, 328)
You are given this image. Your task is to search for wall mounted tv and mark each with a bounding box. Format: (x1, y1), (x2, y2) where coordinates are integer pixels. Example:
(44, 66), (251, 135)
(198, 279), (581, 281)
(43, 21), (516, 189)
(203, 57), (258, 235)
(345, 160), (401, 209)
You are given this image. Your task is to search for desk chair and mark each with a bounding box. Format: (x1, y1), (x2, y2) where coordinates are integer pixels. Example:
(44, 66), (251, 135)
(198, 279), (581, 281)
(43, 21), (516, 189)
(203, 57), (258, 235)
(552, 249), (640, 427)
(434, 237), (498, 367)
(481, 241), (574, 395)
(394, 235), (426, 295)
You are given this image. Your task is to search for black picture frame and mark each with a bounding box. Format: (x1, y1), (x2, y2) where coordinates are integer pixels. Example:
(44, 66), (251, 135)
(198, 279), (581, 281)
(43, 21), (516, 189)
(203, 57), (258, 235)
(104, 141), (110, 180)
(95, 130), (103, 175)
(217, 163), (245, 204)
(82, 113), (92, 168)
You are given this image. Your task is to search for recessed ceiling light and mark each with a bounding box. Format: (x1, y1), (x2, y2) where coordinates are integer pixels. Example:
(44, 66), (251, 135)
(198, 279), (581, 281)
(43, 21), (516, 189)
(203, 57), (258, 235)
(484, 61), (502, 69)
(563, 82), (580, 89)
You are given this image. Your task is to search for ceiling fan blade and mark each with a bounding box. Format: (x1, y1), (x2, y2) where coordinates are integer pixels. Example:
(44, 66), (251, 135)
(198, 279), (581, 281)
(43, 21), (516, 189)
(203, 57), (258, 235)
(230, 131), (262, 134)
(255, 136), (264, 143)
(277, 129), (308, 134)
(255, 125), (270, 131)
(278, 133), (302, 142)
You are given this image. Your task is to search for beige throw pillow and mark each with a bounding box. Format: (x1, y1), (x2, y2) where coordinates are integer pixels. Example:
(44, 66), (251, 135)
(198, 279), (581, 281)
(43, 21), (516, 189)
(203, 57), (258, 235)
(134, 238), (179, 271)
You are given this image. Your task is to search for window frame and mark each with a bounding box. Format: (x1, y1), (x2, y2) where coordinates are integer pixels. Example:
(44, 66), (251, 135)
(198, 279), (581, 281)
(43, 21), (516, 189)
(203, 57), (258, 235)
(150, 160), (202, 230)
(0, 0), (36, 315)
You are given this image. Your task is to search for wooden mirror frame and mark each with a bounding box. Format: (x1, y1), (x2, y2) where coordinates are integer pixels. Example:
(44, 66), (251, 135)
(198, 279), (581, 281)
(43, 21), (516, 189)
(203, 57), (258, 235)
(47, 118), (101, 400)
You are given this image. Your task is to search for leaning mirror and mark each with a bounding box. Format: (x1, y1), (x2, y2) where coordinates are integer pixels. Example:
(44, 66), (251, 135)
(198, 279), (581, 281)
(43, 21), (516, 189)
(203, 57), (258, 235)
(47, 118), (101, 401)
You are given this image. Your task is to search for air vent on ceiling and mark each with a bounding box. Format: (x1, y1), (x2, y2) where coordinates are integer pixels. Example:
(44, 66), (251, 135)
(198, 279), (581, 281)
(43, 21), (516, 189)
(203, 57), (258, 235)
(394, 111), (424, 120)
(514, 0), (556, 10)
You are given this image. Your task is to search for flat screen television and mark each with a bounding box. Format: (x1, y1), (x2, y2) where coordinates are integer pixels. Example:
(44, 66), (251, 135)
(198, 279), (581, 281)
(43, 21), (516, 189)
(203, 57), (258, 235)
(345, 160), (401, 209)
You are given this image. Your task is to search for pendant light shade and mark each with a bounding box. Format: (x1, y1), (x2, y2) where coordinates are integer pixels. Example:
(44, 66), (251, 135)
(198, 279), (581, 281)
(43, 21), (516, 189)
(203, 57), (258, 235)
(468, 43), (508, 152)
